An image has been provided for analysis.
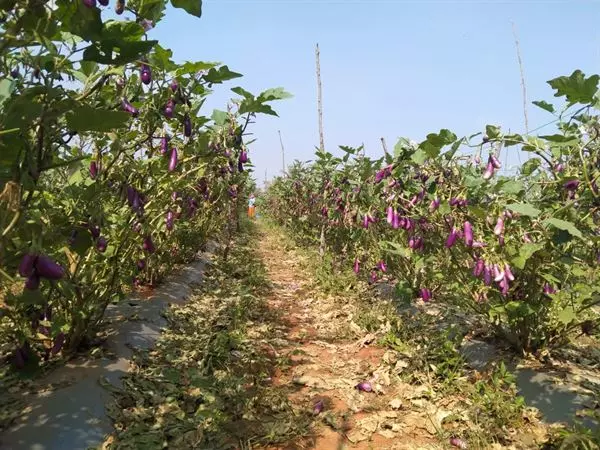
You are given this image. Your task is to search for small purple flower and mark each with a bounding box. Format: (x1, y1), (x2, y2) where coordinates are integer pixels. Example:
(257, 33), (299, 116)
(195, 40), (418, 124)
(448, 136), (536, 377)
(140, 19), (153, 31)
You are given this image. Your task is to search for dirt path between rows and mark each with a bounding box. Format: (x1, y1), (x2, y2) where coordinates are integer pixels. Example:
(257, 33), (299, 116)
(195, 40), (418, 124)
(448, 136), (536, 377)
(256, 226), (442, 450)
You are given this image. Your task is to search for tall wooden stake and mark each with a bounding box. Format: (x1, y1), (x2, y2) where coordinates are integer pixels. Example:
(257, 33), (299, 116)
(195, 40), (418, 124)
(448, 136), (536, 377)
(512, 21), (529, 135)
(316, 43), (325, 152)
(316, 43), (326, 256)
(278, 129), (286, 175)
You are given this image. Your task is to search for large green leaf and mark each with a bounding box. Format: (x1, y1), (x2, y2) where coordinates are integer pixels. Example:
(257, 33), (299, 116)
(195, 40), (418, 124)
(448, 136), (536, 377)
(506, 203), (541, 217)
(203, 65), (243, 84)
(511, 242), (544, 269)
(211, 109), (228, 126)
(171, 0), (202, 17)
(66, 106), (130, 132)
(547, 70), (599, 106)
(543, 218), (582, 239)
(257, 87), (293, 102)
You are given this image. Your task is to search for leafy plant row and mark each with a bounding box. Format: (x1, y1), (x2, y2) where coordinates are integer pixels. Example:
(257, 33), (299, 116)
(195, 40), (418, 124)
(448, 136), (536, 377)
(266, 70), (600, 353)
(0, 0), (289, 370)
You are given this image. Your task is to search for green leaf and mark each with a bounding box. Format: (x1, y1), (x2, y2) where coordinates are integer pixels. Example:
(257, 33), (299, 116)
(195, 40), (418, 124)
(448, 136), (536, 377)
(532, 100), (555, 113)
(548, 70), (600, 106)
(138, 0), (167, 21)
(540, 134), (578, 145)
(503, 133), (523, 147)
(257, 87), (293, 102)
(0, 79), (14, 107)
(485, 125), (501, 139)
(498, 180), (524, 194)
(171, 0), (202, 17)
(511, 242), (544, 270)
(203, 65), (242, 84)
(83, 40), (158, 65)
(543, 218), (583, 239)
(521, 158), (541, 176)
(211, 109), (228, 126)
(66, 106), (130, 132)
(557, 306), (576, 325)
(411, 148), (428, 164)
(176, 61), (218, 76)
(231, 86), (254, 100)
(506, 203), (541, 217)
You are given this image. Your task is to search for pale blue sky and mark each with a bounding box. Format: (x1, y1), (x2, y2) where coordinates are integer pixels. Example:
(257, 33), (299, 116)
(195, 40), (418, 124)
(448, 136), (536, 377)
(147, 0), (600, 185)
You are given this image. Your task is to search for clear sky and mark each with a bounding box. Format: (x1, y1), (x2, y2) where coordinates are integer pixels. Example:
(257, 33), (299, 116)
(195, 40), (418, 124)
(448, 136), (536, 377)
(147, 0), (600, 186)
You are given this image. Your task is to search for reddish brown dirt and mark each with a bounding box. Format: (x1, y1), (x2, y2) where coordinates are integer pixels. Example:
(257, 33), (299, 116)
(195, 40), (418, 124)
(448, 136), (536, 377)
(257, 228), (442, 450)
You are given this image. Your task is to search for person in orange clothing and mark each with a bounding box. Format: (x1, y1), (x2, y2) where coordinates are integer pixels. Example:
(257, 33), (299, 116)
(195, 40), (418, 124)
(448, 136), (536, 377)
(248, 193), (256, 219)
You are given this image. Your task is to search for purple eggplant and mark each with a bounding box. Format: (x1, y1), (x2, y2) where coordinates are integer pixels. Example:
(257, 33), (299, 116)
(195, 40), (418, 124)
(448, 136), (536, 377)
(420, 288), (432, 302)
(498, 235), (505, 246)
(183, 114), (192, 137)
(239, 150), (248, 164)
(140, 64), (151, 85)
(374, 169), (387, 183)
(386, 206), (394, 224)
(170, 79), (178, 92)
(392, 212), (400, 229)
(115, 0), (124, 14)
(504, 263), (515, 281)
(362, 215), (370, 229)
(160, 136), (169, 155)
(543, 283), (557, 295)
(121, 98), (138, 117)
(463, 221), (473, 247)
(90, 161), (98, 179)
(164, 98), (175, 118)
(522, 233), (532, 243)
(19, 253), (37, 277)
(369, 271), (378, 284)
(494, 217), (504, 236)
(83, 0), (96, 7)
(356, 381), (373, 392)
(35, 255), (64, 280)
(377, 260), (387, 273)
(483, 161), (495, 180)
(449, 197), (459, 207)
(353, 258), (360, 274)
(473, 259), (485, 277)
(491, 154), (502, 169)
(313, 400), (324, 415)
(25, 274), (40, 290)
(142, 236), (155, 254)
(96, 237), (108, 253)
(50, 333), (65, 355)
(166, 210), (174, 231)
(445, 228), (459, 248)
(564, 179), (580, 191)
(89, 224), (101, 239)
(483, 265), (492, 285)
(554, 163), (565, 173)
(168, 148), (178, 172)
(493, 264), (504, 282)
(137, 259), (146, 270)
(450, 437), (468, 449)
(429, 198), (440, 212)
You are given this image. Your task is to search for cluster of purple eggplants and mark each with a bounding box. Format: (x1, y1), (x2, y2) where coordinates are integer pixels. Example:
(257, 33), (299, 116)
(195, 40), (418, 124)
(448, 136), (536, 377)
(472, 259), (515, 297)
(126, 185), (146, 216)
(19, 253), (65, 290)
